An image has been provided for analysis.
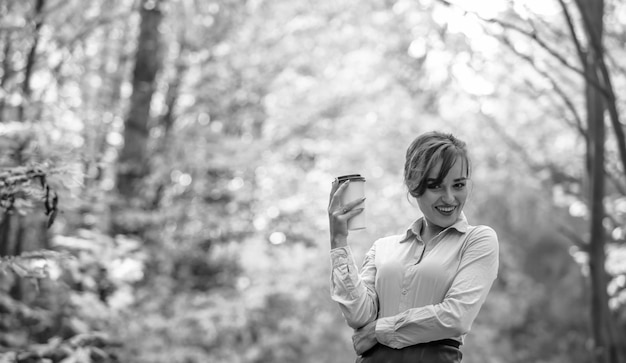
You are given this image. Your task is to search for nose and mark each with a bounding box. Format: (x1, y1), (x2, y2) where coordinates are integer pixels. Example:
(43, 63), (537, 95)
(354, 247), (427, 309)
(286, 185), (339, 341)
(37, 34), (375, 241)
(442, 188), (455, 204)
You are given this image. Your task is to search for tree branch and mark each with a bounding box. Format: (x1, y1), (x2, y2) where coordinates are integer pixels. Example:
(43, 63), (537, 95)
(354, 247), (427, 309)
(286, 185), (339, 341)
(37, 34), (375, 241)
(438, 0), (626, 184)
(559, 225), (588, 250)
(572, 0), (626, 180)
(558, 0), (587, 71)
(499, 35), (586, 139)
(604, 153), (626, 196)
(435, 0), (611, 99)
(479, 110), (547, 173)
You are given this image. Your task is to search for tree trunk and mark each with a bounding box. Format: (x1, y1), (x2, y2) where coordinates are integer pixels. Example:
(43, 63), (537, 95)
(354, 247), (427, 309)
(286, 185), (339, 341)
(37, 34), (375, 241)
(160, 43), (185, 138)
(0, 35), (13, 122)
(116, 0), (165, 200)
(581, 0), (625, 362)
(0, 209), (14, 257)
(18, 0), (46, 122)
(148, 36), (186, 209)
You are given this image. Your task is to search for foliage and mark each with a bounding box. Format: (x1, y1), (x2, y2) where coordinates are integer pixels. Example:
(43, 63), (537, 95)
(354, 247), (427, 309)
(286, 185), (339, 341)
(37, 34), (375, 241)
(0, 166), (58, 228)
(1, 0), (625, 362)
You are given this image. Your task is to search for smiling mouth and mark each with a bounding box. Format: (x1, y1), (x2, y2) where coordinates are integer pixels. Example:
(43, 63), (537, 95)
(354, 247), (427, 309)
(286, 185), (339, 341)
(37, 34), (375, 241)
(435, 206), (456, 215)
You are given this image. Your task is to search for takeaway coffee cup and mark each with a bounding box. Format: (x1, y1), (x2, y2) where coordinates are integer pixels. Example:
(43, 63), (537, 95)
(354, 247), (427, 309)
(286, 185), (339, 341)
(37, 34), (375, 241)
(337, 174), (366, 230)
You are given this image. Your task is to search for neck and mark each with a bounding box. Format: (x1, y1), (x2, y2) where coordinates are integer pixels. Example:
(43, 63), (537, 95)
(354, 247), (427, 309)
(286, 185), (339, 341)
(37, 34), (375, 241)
(422, 219), (444, 240)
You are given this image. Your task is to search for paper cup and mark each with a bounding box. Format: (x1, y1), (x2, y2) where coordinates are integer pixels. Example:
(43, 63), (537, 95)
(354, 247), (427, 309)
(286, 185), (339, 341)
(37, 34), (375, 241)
(337, 174), (366, 230)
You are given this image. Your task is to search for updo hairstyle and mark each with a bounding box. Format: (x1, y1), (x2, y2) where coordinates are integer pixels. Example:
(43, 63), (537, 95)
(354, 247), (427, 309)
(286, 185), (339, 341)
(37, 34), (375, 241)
(404, 131), (470, 198)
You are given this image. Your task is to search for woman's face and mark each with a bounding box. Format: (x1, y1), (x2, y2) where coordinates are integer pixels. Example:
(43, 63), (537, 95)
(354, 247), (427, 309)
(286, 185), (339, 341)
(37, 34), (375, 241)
(416, 157), (468, 231)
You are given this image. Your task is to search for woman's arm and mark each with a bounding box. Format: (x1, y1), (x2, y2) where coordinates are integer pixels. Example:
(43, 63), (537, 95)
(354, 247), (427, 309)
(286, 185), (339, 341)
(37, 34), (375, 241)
(330, 243), (379, 329)
(328, 178), (376, 329)
(375, 226), (499, 348)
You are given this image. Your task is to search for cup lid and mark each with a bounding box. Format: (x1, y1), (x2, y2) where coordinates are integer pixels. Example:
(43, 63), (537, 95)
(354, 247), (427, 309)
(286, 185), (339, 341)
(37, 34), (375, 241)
(337, 174), (365, 182)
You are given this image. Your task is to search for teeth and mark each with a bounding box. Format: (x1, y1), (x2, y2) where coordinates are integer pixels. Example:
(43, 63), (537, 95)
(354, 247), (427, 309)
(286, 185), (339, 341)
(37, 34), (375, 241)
(437, 206), (455, 212)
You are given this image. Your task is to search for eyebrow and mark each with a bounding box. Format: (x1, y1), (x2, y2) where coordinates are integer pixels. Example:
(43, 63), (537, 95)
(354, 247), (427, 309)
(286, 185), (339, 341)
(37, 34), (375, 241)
(426, 177), (467, 182)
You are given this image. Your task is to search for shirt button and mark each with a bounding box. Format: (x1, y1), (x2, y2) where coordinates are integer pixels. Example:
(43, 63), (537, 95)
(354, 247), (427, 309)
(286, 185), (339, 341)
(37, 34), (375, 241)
(402, 289), (408, 295)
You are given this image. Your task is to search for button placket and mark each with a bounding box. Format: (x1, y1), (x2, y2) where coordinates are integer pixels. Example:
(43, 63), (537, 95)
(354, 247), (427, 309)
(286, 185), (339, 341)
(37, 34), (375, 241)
(419, 232), (445, 263)
(414, 243), (426, 265)
(399, 263), (414, 311)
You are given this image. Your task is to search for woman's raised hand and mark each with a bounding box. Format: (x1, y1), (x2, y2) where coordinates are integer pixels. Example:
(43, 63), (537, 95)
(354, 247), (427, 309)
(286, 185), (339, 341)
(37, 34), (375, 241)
(328, 179), (365, 249)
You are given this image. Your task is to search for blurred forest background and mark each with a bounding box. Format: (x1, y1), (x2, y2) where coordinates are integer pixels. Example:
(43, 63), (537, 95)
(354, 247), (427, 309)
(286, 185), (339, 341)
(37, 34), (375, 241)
(1, 0), (626, 362)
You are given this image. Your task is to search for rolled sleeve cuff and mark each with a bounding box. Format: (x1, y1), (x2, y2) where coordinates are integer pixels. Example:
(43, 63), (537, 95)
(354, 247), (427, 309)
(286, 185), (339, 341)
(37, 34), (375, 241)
(375, 316), (398, 348)
(330, 246), (351, 265)
(330, 246), (360, 299)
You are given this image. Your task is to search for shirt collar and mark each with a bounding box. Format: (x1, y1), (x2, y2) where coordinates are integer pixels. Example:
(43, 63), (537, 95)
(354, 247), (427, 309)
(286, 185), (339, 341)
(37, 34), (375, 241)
(399, 212), (469, 243)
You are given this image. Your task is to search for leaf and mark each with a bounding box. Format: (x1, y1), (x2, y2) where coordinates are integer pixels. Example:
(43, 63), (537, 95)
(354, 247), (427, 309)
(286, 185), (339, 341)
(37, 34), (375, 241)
(47, 205), (57, 228)
(20, 249), (73, 261)
(9, 262), (29, 278)
(30, 277), (41, 293)
(0, 353), (17, 363)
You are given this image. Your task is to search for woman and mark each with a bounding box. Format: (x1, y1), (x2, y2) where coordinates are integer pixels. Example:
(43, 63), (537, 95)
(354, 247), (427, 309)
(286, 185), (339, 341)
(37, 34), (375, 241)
(328, 131), (499, 362)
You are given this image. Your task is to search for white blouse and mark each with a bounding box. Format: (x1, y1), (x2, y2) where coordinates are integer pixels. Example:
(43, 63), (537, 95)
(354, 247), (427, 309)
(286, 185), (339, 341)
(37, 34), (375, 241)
(330, 214), (499, 349)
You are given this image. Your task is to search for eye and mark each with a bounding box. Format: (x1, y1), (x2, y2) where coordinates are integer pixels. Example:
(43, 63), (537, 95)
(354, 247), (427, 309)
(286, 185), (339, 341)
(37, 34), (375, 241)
(427, 183), (441, 190)
(454, 182), (466, 189)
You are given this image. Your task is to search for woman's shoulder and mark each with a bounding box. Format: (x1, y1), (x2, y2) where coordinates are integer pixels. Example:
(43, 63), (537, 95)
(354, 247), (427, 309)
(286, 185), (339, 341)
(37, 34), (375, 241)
(468, 224), (497, 237)
(464, 224), (499, 249)
(373, 232), (409, 247)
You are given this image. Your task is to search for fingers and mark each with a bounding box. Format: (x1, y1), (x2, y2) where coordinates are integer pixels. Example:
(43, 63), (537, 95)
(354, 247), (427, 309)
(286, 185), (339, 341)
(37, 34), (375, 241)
(329, 178), (348, 200)
(328, 180), (351, 210)
(341, 206), (364, 219)
(329, 178), (339, 200)
(329, 199), (365, 219)
(345, 196), (366, 210)
(349, 207), (365, 217)
(332, 209), (364, 230)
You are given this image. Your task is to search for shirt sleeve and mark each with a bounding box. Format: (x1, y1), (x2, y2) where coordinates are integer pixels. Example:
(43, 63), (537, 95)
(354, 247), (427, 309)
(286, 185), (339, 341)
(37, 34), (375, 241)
(329, 243), (379, 329)
(375, 226), (499, 348)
